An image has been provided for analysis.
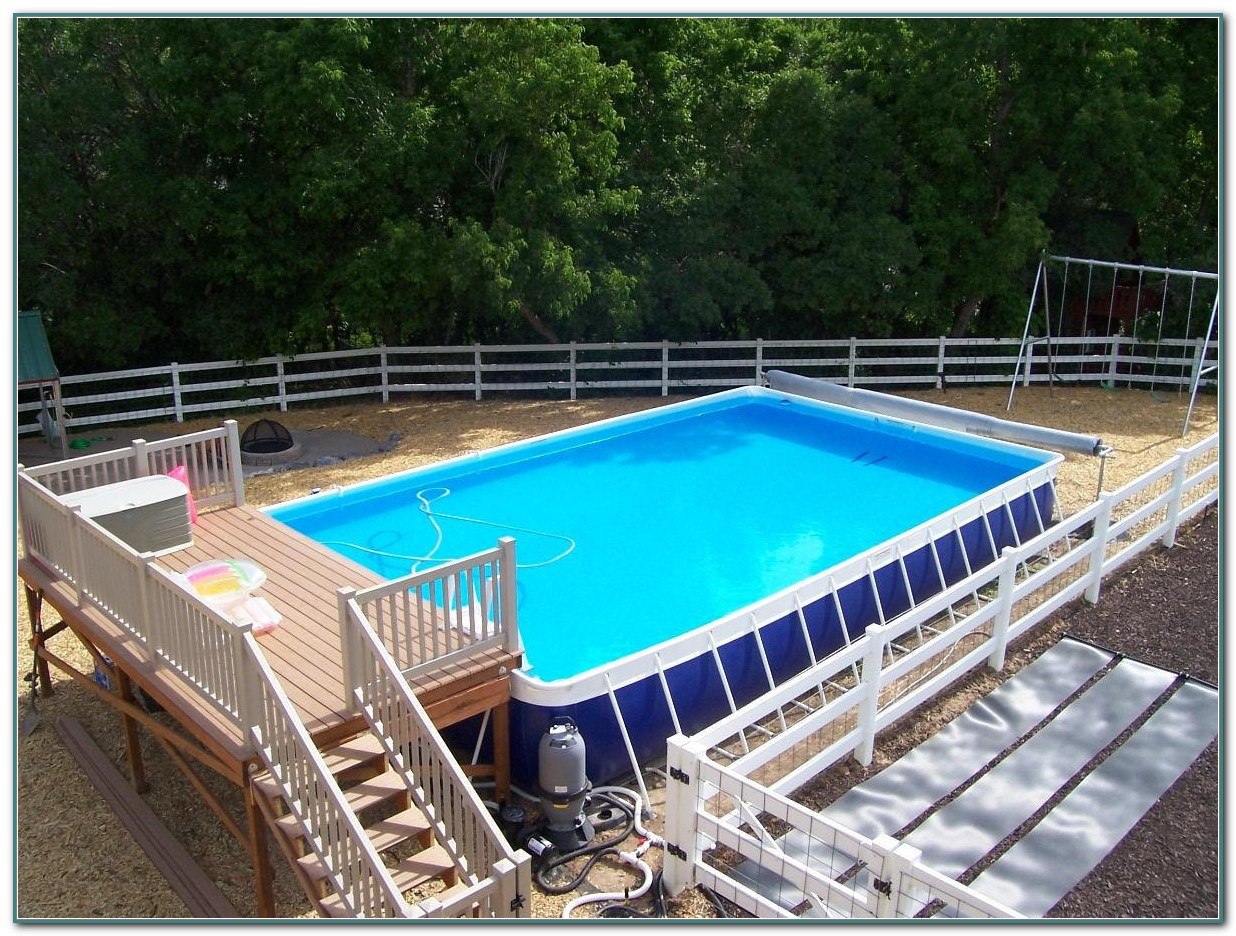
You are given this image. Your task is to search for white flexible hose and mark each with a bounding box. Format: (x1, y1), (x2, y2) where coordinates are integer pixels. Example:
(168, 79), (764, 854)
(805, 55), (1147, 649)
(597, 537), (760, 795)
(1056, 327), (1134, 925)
(561, 847), (654, 919)
(592, 785), (664, 845)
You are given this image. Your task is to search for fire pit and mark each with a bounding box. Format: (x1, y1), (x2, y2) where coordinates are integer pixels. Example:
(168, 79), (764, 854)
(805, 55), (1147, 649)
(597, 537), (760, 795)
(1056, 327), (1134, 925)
(239, 418), (302, 466)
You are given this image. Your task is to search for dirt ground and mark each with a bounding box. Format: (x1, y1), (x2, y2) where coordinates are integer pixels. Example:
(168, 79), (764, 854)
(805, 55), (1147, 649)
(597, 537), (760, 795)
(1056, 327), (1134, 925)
(13, 384), (1220, 919)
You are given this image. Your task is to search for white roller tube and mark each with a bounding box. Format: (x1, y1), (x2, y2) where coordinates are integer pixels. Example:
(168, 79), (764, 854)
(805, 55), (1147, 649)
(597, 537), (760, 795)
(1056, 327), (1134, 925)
(765, 370), (1104, 457)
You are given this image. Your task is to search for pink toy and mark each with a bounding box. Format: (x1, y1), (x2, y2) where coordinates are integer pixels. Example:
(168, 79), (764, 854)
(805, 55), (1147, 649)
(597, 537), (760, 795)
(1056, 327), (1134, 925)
(166, 464), (198, 523)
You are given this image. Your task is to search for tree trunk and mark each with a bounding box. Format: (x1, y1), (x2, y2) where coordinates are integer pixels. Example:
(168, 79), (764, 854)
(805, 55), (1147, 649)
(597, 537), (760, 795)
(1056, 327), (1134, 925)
(519, 302), (562, 344)
(950, 296), (982, 337)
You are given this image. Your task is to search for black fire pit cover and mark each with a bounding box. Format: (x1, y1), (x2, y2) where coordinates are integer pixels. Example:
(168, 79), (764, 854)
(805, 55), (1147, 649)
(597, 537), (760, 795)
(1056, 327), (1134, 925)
(240, 418), (294, 454)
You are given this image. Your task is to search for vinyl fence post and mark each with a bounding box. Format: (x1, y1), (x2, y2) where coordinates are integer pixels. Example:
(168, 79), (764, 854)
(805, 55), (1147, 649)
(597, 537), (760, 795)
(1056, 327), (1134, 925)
(1107, 336), (1122, 386)
(755, 337), (764, 385)
(936, 336), (947, 389)
(1161, 448), (1189, 547)
(380, 347), (390, 404)
(225, 419), (246, 507)
(1022, 341), (1033, 387)
(337, 586), (360, 711)
(987, 547), (1018, 671)
(474, 343), (483, 401)
(661, 340), (670, 396)
(662, 734), (698, 896)
(855, 623), (886, 765)
(569, 342), (578, 400)
(131, 438), (150, 477)
(848, 337), (857, 387)
(276, 356), (288, 412)
(170, 363), (184, 422)
(1084, 494), (1114, 603)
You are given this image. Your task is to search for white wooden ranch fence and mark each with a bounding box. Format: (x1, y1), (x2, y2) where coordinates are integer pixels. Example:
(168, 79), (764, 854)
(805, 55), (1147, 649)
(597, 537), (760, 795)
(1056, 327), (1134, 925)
(17, 335), (1217, 436)
(662, 432), (1218, 919)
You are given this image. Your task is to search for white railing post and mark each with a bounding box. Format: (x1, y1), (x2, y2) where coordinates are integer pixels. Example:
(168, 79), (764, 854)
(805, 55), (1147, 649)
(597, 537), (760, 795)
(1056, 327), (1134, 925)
(493, 858), (519, 918)
(224, 419), (246, 508)
(848, 337), (857, 387)
(170, 362), (184, 422)
(473, 344), (483, 401)
(881, 838), (925, 918)
(380, 346), (390, 403)
(854, 623), (887, 765)
(569, 341), (578, 401)
(276, 356), (288, 412)
(661, 340), (670, 397)
(662, 734), (698, 896)
(234, 627), (261, 749)
(1161, 448), (1189, 547)
(1084, 493), (1114, 603)
(338, 586), (360, 711)
(497, 537), (521, 655)
(131, 438), (150, 477)
(139, 553), (158, 663)
(67, 504), (86, 606)
(986, 547), (1018, 671)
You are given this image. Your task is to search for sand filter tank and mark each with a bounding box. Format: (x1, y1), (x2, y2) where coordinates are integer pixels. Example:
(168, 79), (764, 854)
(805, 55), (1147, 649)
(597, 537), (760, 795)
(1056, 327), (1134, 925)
(537, 716), (594, 851)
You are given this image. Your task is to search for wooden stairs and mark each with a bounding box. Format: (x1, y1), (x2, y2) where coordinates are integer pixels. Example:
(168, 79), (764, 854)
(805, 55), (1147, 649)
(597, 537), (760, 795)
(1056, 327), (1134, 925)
(250, 728), (476, 918)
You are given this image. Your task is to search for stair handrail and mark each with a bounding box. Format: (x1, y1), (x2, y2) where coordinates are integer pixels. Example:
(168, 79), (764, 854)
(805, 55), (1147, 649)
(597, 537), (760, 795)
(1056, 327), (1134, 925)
(237, 630), (411, 918)
(339, 590), (530, 912)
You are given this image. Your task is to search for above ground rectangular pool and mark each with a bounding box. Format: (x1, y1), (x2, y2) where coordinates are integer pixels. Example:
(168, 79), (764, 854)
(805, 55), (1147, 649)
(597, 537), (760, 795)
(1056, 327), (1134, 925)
(267, 387), (1061, 784)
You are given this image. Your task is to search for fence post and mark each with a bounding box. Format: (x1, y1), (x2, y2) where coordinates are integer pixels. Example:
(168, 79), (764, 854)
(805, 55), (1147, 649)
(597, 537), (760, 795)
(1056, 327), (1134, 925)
(473, 344), (483, 400)
(492, 858), (520, 919)
(139, 553), (158, 664)
(380, 346), (390, 404)
(848, 338), (857, 387)
(234, 627), (261, 751)
(854, 623), (887, 765)
(1022, 341), (1033, 387)
(337, 586), (360, 711)
(1161, 448), (1189, 547)
(1107, 336), (1122, 386)
(276, 356), (288, 412)
(662, 734), (698, 896)
(67, 504), (86, 606)
(936, 336), (947, 389)
(1084, 494), (1114, 603)
(987, 547), (1018, 671)
(498, 537), (521, 655)
(661, 340), (670, 397)
(569, 342), (578, 401)
(170, 363), (184, 422)
(755, 337), (764, 385)
(131, 438), (150, 477)
(224, 419), (246, 508)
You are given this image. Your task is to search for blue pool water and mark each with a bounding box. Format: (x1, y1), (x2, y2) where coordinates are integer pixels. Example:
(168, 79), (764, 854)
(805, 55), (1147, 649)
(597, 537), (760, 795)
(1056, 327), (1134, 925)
(270, 392), (1053, 683)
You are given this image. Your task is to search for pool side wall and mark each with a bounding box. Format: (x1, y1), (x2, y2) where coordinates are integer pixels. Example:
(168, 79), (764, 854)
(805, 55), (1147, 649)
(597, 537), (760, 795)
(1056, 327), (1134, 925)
(505, 480), (1056, 786)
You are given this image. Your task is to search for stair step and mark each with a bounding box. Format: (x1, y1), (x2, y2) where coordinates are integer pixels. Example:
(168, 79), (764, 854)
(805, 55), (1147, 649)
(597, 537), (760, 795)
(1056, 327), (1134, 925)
(320, 732), (389, 779)
(317, 843), (457, 917)
(295, 806), (434, 882)
(272, 771), (409, 840)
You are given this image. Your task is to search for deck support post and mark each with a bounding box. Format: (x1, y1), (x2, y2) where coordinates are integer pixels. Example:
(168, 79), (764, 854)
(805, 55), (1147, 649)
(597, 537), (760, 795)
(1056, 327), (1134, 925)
(114, 668), (150, 793)
(491, 699), (511, 806)
(24, 585), (54, 696)
(244, 770), (278, 918)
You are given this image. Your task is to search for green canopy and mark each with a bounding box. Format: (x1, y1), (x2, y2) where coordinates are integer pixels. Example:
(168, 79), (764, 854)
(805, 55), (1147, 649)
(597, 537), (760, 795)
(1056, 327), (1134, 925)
(18, 309), (59, 386)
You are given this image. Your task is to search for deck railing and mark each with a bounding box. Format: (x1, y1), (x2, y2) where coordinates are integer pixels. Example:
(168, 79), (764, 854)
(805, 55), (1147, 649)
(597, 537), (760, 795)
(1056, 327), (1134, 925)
(663, 432), (1218, 918)
(239, 631), (410, 918)
(339, 563), (532, 918)
(21, 419), (245, 509)
(342, 539), (521, 683)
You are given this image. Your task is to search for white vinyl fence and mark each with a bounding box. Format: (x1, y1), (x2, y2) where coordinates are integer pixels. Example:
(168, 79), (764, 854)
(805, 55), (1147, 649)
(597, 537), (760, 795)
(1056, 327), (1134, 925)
(17, 335), (1217, 436)
(663, 433), (1218, 919)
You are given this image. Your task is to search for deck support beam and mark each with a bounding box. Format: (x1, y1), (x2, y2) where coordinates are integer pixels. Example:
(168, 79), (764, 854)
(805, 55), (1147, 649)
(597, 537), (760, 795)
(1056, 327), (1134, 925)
(243, 772), (278, 918)
(114, 668), (149, 793)
(24, 584), (54, 695)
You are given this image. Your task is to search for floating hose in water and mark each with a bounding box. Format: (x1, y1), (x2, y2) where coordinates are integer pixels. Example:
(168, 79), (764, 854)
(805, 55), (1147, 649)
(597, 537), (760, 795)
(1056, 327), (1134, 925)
(323, 485), (576, 572)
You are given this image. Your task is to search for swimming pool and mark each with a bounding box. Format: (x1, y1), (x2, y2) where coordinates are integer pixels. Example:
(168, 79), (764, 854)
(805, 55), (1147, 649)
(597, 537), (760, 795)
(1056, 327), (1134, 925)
(268, 387), (1060, 784)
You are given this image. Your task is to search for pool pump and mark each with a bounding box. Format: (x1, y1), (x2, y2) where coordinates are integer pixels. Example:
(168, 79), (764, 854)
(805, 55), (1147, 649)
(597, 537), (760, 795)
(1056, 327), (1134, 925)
(536, 717), (594, 852)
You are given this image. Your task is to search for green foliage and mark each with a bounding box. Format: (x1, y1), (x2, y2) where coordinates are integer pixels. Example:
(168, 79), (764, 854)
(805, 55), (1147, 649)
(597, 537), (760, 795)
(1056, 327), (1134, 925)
(17, 17), (1217, 372)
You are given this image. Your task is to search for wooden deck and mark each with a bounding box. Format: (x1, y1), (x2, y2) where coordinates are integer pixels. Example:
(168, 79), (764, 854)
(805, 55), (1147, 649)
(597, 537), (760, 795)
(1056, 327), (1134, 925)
(19, 500), (522, 916)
